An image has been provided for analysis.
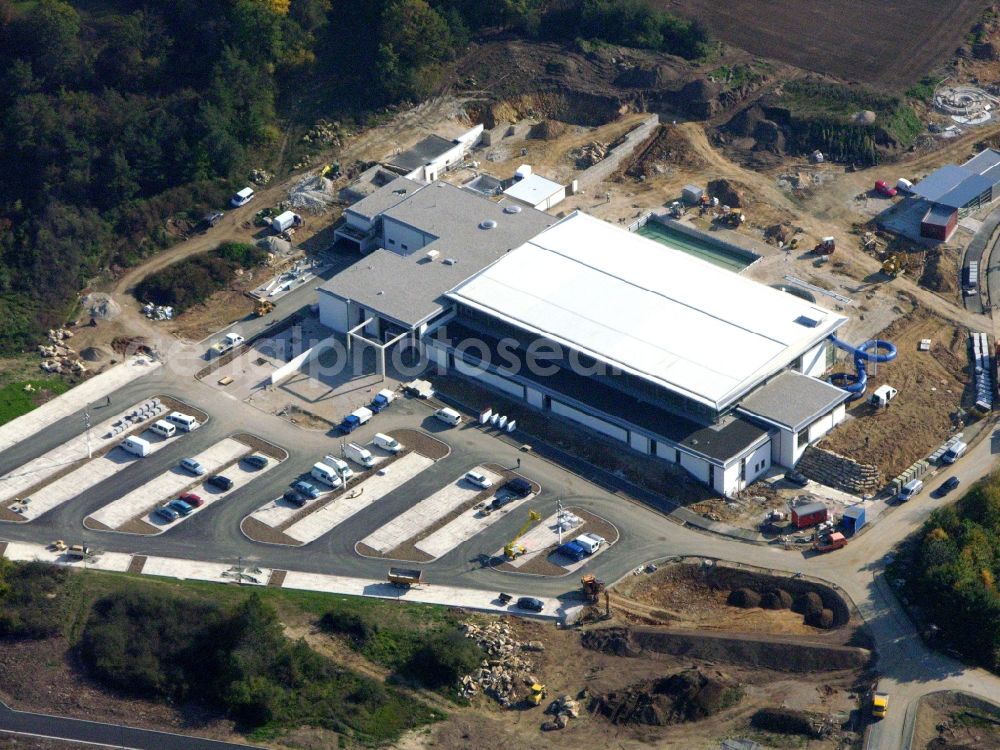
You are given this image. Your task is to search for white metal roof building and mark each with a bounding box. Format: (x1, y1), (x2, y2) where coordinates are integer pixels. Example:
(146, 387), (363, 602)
(502, 174), (566, 211)
(448, 212), (847, 413)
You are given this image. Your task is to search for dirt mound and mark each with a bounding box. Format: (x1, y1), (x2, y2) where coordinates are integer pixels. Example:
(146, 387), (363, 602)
(615, 64), (680, 89)
(79, 346), (108, 362)
(727, 588), (760, 608)
(764, 223), (793, 244)
(529, 119), (567, 140)
(581, 627), (641, 657)
(110, 336), (151, 356)
(257, 236), (292, 255)
(751, 707), (826, 738)
(679, 78), (719, 118)
(854, 110), (877, 124)
(793, 592), (824, 616)
(708, 178), (744, 208)
(805, 609), (836, 629)
(81, 293), (121, 321)
(590, 669), (740, 726)
(621, 124), (709, 180)
(761, 589), (793, 610)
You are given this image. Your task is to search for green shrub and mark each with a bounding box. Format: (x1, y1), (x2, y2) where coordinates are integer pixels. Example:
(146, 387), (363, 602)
(0, 560), (72, 639)
(134, 242), (267, 311)
(319, 609), (380, 646)
(401, 631), (482, 689)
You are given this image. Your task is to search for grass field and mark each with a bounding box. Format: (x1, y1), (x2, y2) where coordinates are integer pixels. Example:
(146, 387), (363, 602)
(659, 0), (992, 89)
(0, 378), (70, 427)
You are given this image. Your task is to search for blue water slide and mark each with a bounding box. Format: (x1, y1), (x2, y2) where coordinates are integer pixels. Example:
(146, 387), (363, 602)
(827, 335), (898, 398)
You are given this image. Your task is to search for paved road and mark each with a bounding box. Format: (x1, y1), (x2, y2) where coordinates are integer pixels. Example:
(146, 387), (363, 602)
(4, 339), (1000, 749)
(963, 205), (1000, 315)
(0, 699), (264, 750)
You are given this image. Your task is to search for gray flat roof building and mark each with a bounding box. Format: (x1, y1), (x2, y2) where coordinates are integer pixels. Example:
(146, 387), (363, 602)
(319, 182), (554, 328)
(385, 135), (458, 174)
(738, 370), (849, 432)
(344, 176), (424, 222)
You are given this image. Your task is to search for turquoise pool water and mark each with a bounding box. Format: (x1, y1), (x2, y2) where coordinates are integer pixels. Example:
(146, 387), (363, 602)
(637, 220), (757, 272)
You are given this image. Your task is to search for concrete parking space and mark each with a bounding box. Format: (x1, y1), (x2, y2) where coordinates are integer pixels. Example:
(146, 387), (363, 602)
(141, 555), (271, 585)
(358, 465), (503, 557)
(284, 452), (434, 544)
(2, 541), (132, 573)
(5, 425), (187, 522)
(0, 397), (183, 507)
(0, 355), (160, 454)
(416, 488), (538, 559)
(500, 508), (618, 574)
(85, 437), (256, 532)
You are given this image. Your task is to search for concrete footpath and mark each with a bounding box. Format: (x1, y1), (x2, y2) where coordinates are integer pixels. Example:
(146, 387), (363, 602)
(0, 355), (161, 453)
(1, 540), (579, 621)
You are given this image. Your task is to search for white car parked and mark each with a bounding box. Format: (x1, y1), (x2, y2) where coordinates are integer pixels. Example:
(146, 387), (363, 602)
(465, 470), (493, 489)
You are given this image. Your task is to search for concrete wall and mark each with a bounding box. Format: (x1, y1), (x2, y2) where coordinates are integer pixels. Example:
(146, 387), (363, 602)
(319, 294), (350, 333)
(679, 451), (710, 484)
(577, 114), (660, 188)
(551, 399), (628, 443)
(526, 386), (545, 409)
(629, 432), (650, 455)
(801, 341), (829, 377)
(344, 211), (372, 233)
(270, 336), (337, 386)
(383, 217), (433, 254)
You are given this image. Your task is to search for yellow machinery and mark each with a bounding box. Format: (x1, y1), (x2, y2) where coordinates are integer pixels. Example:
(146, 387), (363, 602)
(254, 299), (275, 317)
(881, 254), (903, 277)
(581, 574), (606, 604)
(504, 510), (541, 560)
(871, 691), (889, 719)
(529, 682), (547, 706)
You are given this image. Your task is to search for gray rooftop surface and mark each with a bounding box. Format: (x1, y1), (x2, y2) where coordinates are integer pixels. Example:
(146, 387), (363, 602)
(385, 134), (457, 173)
(963, 147), (1000, 175)
(738, 370), (849, 431)
(339, 165), (402, 203)
(320, 182), (555, 328)
(912, 164), (973, 203)
(345, 176), (424, 221)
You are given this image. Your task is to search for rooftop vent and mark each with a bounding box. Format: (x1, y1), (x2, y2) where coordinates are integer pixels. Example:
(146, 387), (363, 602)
(443, 258), (458, 265)
(503, 205), (522, 214)
(480, 219), (498, 230)
(426, 249), (440, 259)
(795, 310), (825, 328)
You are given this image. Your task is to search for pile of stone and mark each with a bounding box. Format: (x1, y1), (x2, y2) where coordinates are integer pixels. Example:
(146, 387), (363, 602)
(249, 169), (273, 185)
(38, 328), (86, 374)
(458, 620), (540, 707)
(543, 694), (581, 731)
(288, 174), (336, 211)
(575, 141), (609, 167)
(301, 119), (342, 147)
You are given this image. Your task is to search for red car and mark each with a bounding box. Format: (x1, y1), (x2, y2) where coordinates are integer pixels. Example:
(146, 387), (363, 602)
(875, 180), (897, 198)
(179, 493), (203, 508)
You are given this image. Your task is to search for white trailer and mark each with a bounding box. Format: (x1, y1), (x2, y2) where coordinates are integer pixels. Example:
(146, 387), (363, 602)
(271, 210), (300, 233)
(121, 436), (151, 457)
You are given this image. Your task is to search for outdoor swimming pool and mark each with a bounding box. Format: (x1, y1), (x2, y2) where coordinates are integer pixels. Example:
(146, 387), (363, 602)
(637, 219), (759, 272)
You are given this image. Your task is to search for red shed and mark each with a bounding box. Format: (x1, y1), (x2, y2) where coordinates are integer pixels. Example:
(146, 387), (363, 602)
(921, 204), (957, 241)
(791, 501), (828, 529)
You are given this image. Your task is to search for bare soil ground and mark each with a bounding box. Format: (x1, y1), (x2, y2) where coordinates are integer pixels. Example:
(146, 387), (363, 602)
(659, 0), (991, 89)
(0, 738), (94, 749)
(821, 302), (972, 481)
(913, 692), (1000, 750)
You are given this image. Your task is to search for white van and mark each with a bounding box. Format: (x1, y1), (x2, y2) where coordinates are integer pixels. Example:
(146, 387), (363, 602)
(942, 441), (967, 464)
(434, 407), (462, 426)
(150, 420), (176, 438)
(166, 412), (200, 432)
(311, 462), (342, 488)
(574, 533), (606, 555)
(374, 433), (401, 453)
(345, 443), (375, 468)
(899, 478), (923, 501)
(230, 187), (255, 207)
(122, 436), (151, 457)
(322, 455), (354, 480)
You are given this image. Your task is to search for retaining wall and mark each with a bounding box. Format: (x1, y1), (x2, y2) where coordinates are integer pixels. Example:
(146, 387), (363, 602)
(269, 336), (337, 386)
(797, 445), (880, 494)
(577, 114), (660, 188)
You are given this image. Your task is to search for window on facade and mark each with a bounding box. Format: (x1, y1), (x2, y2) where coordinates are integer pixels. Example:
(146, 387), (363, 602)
(401, 244), (408, 251)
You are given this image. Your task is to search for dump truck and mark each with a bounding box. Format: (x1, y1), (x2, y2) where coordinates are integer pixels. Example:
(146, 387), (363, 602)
(581, 574), (606, 604)
(814, 531), (847, 553)
(387, 567), (423, 588)
(871, 692), (889, 719)
(66, 544), (92, 560)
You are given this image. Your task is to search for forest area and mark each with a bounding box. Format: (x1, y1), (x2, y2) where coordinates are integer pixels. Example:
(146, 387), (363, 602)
(0, 0), (708, 355)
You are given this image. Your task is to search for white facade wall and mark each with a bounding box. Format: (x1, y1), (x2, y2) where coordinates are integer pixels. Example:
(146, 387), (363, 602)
(539, 187), (567, 211)
(800, 341), (829, 377)
(456, 359), (525, 398)
(744, 441), (771, 482)
(679, 452), (711, 484)
(383, 218), (432, 254)
(526, 386), (545, 409)
(319, 294), (350, 333)
(344, 212), (373, 233)
(550, 400), (628, 443)
(721, 463), (741, 495)
(629, 432), (651, 455)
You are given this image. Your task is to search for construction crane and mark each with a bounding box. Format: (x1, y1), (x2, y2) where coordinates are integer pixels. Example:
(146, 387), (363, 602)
(504, 510), (541, 560)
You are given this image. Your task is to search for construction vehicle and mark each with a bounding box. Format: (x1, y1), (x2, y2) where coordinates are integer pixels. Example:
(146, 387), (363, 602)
(813, 531), (847, 553)
(669, 201), (684, 218)
(387, 567), (423, 588)
(719, 207), (746, 228)
(881, 253), (904, 278)
(528, 682), (547, 706)
(66, 544), (92, 560)
(48, 540), (67, 552)
(814, 236), (836, 255)
(254, 299), (275, 317)
(871, 691), (889, 719)
(581, 574), (606, 604)
(504, 510), (541, 560)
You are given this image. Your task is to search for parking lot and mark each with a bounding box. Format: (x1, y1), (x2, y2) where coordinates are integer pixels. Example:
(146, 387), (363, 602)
(84, 435), (284, 534)
(1, 397), (205, 523)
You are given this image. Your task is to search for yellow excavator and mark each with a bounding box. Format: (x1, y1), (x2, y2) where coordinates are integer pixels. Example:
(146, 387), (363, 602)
(254, 299), (275, 317)
(504, 510), (541, 560)
(881, 253), (904, 278)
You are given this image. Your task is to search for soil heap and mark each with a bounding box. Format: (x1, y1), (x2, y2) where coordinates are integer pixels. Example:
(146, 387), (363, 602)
(590, 668), (741, 726)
